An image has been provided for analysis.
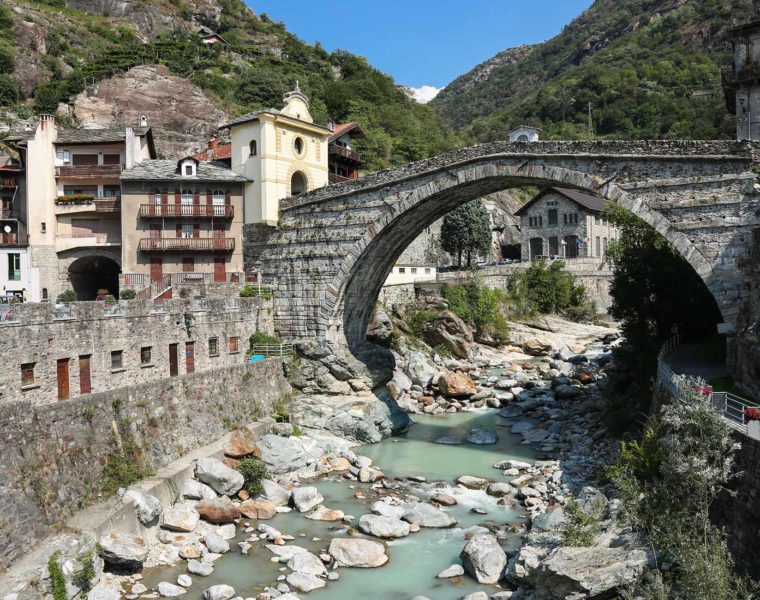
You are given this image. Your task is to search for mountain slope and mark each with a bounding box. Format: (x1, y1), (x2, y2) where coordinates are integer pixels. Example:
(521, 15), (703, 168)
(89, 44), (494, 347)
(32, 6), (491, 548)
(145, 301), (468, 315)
(433, 0), (750, 141)
(0, 0), (459, 166)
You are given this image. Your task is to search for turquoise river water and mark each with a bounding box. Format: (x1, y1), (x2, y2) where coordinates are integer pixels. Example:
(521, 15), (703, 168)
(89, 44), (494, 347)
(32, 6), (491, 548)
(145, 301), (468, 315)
(141, 408), (536, 599)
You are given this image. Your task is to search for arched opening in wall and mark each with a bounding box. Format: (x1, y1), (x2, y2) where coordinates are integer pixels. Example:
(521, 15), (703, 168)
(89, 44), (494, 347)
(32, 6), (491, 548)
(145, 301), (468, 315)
(291, 171), (307, 196)
(68, 255), (120, 301)
(529, 237), (543, 259)
(517, 134), (529, 142)
(249, 140), (257, 157)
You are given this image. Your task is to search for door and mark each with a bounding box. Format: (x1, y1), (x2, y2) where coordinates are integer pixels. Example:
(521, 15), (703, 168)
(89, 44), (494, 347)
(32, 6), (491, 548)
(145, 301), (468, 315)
(214, 257), (225, 283)
(185, 341), (195, 374)
(57, 358), (70, 401)
(150, 258), (163, 284)
(548, 237), (559, 257)
(79, 355), (91, 395)
(169, 343), (178, 377)
(529, 237), (544, 260)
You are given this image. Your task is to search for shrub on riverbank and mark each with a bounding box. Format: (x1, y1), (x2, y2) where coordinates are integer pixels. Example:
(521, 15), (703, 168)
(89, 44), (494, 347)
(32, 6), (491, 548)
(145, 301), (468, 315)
(507, 260), (596, 319)
(443, 275), (510, 345)
(237, 457), (269, 497)
(609, 377), (754, 599)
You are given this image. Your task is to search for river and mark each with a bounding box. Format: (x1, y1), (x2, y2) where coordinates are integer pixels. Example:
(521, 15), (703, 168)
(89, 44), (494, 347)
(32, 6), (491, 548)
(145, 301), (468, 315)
(141, 408), (536, 599)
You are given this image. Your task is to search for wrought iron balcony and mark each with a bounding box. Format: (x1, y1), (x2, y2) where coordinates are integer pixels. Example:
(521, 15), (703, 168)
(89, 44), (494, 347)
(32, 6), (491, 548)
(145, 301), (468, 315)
(138, 237), (235, 252)
(138, 204), (234, 218)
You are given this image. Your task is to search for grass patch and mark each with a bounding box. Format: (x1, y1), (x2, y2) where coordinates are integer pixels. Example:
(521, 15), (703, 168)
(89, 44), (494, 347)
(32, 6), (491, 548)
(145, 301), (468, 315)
(561, 498), (603, 547)
(100, 442), (152, 496)
(48, 553), (67, 600)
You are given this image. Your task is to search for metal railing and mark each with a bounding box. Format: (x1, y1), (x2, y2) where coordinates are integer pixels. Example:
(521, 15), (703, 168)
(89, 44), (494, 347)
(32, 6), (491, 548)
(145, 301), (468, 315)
(53, 303), (76, 320)
(657, 334), (759, 439)
(249, 343), (295, 357)
(0, 305), (16, 322)
(57, 232), (121, 244)
(240, 283), (272, 297)
(138, 238), (235, 252)
(138, 204), (233, 218)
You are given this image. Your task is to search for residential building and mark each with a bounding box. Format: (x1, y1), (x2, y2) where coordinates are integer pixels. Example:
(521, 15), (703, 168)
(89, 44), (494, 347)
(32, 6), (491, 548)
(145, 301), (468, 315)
(515, 187), (621, 261)
(723, 2), (760, 140)
(119, 157), (245, 288)
(220, 82), (331, 225)
(12, 116), (156, 301)
(384, 263), (437, 286)
(0, 150), (30, 301)
(328, 121), (365, 182)
(508, 125), (540, 142)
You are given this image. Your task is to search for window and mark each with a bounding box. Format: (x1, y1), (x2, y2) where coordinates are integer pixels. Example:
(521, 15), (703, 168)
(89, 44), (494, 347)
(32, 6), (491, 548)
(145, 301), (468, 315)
(229, 336), (239, 353)
(294, 137), (304, 155)
(212, 190), (225, 215)
(103, 154), (121, 165)
(140, 346), (152, 365)
(103, 185), (120, 197)
(209, 337), (219, 356)
(548, 209), (558, 226)
(563, 214), (568, 225)
(596, 236), (601, 258)
(573, 213), (579, 224)
(56, 150), (71, 165)
(21, 363), (35, 387)
(424, 268), (431, 274)
(548, 236), (559, 256)
(8, 253), (20, 281)
(181, 189), (193, 205)
(398, 267), (406, 274)
(603, 237), (608, 256)
(249, 140), (257, 156)
(182, 257), (195, 272)
(153, 190), (162, 205)
(41, 222), (46, 234)
(110, 350), (123, 370)
(42, 288), (48, 300)
(181, 224), (193, 238)
(410, 268), (417, 274)
(184, 165), (193, 176)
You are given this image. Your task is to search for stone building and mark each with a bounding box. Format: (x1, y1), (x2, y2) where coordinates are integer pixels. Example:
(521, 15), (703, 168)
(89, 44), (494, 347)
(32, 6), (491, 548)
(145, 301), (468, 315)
(0, 150), (30, 301)
(723, 0), (760, 140)
(220, 82), (331, 226)
(508, 125), (540, 142)
(514, 187), (621, 261)
(10, 116), (156, 301)
(119, 157), (245, 288)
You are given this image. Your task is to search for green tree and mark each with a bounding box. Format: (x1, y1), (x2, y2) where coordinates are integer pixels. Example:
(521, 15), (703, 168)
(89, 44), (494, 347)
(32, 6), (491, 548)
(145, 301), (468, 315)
(440, 200), (492, 267)
(610, 377), (752, 600)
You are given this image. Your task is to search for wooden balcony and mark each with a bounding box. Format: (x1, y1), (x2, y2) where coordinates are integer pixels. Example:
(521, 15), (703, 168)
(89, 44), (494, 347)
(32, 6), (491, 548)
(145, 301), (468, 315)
(55, 196), (121, 214)
(329, 144), (362, 163)
(138, 237), (235, 252)
(56, 164), (123, 179)
(138, 204), (234, 218)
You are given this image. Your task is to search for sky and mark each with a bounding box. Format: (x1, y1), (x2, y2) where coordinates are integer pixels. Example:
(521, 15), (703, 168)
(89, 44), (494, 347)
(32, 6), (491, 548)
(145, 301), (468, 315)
(248, 0), (594, 102)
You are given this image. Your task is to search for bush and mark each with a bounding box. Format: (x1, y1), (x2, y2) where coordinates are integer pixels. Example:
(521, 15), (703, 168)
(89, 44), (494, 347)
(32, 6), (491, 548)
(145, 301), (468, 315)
(57, 289), (77, 303)
(249, 331), (281, 352)
(100, 442), (151, 496)
(561, 498), (602, 547)
(236, 457), (269, 496)
(507, 259), (594, 318)
(72, 552), (95, 594)
(442, 275), (510, 345)
(48, 553), (67, 600)
(240, 284), (272, 299)
(119, 289), (136, 300)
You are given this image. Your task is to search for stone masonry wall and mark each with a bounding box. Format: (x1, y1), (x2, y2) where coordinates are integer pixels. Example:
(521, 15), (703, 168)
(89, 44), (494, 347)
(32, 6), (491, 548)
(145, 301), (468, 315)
(0, 358), (291, 572)
(0, 296), (274, 407)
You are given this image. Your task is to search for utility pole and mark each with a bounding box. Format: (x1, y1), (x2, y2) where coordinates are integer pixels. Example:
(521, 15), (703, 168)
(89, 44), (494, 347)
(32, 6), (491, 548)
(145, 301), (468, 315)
(588, 102), (594, 140)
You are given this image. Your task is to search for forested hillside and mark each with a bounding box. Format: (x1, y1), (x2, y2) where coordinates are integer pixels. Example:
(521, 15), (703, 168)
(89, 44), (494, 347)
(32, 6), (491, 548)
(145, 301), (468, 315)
(433, 0), (750, 142)
(0, 0), (459, 166)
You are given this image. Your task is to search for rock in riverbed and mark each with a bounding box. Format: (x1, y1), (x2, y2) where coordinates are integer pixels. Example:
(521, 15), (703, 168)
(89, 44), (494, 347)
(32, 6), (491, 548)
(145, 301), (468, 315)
(358, 514), (411, 539)
(292, 487), (324, 512)
(460, 533), (507, 584)
(194, 458), (244, 496)
(328, 538), (389, 568)
(98, 533), (150, 570)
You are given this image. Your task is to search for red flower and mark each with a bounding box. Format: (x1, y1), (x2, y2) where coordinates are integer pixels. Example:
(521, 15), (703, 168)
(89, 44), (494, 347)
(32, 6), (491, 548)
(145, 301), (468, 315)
(745, 407), (760, 423)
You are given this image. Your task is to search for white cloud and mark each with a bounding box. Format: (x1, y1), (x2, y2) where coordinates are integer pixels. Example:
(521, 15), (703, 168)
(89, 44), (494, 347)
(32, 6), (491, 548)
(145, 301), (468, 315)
(408, 85), (442, 104)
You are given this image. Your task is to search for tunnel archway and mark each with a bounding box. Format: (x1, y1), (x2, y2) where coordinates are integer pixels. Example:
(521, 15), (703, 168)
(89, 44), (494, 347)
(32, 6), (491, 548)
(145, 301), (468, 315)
(291, 171), (308, 196)
(68, 255), (120, 301)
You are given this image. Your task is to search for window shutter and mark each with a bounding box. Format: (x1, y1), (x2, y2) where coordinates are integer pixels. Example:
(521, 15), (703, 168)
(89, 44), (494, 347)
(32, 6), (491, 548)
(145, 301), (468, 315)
(193, 223), (200, 238)
(161, 189), (168, 204)
(206, 190), (212, 206)
(193, 190), (200, 204)
(175, 224), (182, 238)
(225, 190), (231, 205)
(174, 189), (180, 204)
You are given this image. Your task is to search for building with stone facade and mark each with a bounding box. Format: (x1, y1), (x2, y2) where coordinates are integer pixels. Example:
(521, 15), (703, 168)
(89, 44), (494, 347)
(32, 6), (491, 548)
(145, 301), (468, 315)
(724, 1), (760, 140)
(513, 187), (621, 261)
(119, 157), (245, 289)
(220, 83), (331, 226)
(0, 151), (30, 302)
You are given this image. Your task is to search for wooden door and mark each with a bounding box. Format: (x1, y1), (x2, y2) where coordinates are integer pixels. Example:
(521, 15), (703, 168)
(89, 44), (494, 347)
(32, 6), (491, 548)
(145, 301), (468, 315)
(57, 358), (70, 401)
(79, 355), (91, 395)
(185, 341), (195, 374)
(169, 343), (178, 377)
(150, 258), (163, 284)
(214, 257), (225, 283)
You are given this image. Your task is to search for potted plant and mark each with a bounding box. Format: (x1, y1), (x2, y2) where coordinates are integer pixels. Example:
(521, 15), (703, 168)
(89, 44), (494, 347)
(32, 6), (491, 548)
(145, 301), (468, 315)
(745, 407), (760, 439)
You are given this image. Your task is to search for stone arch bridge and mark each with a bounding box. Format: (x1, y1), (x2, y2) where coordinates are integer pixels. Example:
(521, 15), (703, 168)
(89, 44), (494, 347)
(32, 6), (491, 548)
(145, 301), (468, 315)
(245, 140), (760, 360)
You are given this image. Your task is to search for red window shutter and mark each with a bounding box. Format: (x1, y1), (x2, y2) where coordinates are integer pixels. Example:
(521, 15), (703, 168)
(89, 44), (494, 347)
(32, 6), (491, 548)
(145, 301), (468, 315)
(225, 190), (231, 205)
(193, 223), (200, 238)
(175, 224), (182, 238)
(193, 190), (200, 204)
(206, 190), (212, 206)
(161, 189), (168, 204)
(174, 189), (180, 204)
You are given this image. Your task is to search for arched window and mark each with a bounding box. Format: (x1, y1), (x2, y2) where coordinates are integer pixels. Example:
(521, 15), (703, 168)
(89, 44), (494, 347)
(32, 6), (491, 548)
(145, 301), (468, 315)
(152, 189), (162, 205)
(294, 137), (304, 156)
(42, 288), (48, 300)
(181, 189), (193, 205)
(249, 140), (257, 157)
(565, 235), (579, 258)
(517, 134), (529, 142)
(603, 237), (608, 256)
(596, 236), (601, 258)
(291, 171), (307, 195)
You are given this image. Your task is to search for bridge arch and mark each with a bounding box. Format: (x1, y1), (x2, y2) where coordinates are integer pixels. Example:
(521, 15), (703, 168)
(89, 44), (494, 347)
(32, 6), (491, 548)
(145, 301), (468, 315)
(254, 141), (755, 360)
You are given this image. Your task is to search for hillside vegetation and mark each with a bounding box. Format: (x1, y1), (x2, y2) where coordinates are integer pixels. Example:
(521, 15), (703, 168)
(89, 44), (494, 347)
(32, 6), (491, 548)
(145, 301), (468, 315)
(433, 0), (749, 142)
(0, 0), (459, 167)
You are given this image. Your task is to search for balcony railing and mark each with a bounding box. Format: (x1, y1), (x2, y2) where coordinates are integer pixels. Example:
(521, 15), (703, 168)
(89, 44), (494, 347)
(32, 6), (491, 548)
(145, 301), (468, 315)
(1, 209), (18, 220)
(56, 164), (123, 179)
(328, 144), (362, 163)
(0, 232), (25, 246)
(1, 178), (18, 187)
(138, 237), (235, 252)
(55, 196), (121, 212)
(138, 204), (234, 218)
(57, 232), (121, 244)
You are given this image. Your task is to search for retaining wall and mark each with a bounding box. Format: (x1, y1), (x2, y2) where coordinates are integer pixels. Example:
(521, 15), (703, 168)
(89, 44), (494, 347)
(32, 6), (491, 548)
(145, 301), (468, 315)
(0, 359), (291, 572)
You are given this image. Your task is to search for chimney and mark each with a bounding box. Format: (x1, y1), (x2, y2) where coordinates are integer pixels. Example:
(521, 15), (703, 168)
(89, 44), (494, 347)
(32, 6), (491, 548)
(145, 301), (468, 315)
(139, 115), (148, 127)
(125, 127), (135, 170)
(208, 133), (218, 149)
(327, 118), (335, 132)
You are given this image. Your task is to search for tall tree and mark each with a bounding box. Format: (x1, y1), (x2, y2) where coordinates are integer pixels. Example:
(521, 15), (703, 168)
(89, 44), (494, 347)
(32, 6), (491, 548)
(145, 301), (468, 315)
(440, 200), (492, 267)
